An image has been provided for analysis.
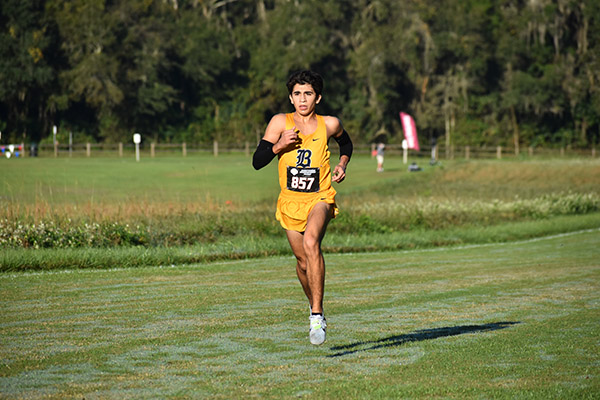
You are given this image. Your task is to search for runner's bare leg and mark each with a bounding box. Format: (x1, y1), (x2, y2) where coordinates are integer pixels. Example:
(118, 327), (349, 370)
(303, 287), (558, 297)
(286, 230), (312, 305)
(285, 202), (332, 314)
(303, 202), (332, 314)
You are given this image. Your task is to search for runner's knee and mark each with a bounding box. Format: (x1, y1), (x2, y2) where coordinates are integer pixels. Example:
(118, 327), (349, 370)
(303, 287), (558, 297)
(303, 235), (321, 256)
(296, 258), (308, 272)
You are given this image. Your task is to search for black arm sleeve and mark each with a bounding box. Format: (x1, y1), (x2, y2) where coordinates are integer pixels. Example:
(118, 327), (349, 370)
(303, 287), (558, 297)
(252, 139), (277, 170)
(334, 130), (353, 160)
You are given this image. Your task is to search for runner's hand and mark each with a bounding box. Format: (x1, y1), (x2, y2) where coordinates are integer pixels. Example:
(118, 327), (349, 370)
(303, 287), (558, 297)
(275, 126), (301, 152)
(332, 163), (346, 183)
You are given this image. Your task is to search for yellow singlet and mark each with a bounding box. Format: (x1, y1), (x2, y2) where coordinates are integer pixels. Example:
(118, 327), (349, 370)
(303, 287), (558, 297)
(275, 113), (338, 232)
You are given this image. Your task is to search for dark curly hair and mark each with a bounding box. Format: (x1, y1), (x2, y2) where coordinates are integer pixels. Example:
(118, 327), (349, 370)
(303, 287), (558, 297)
(286, 70), (323, 96)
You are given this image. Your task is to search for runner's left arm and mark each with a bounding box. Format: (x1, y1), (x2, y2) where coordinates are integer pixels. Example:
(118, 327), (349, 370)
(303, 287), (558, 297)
(327, 117), (352, 183)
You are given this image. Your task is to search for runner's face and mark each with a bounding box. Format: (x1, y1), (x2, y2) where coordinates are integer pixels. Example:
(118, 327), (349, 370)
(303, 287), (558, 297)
(289, 84), (321, 116)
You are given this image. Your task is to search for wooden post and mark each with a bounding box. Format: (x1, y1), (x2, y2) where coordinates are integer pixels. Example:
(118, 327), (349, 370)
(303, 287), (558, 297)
(528, 146), (533, 157)
(119, 142), (123, 157)
(151, 142), (155, 158)
(245, 141), (250, 157)
(213, 140), (218, 157)
(560, 147), (565, 157)
(182, 142), (187, 157)
(496, 146), (502, 159)
(465, 146), (470, 160)
(592, 147), (596, 158)
(86, 143), (91, 157)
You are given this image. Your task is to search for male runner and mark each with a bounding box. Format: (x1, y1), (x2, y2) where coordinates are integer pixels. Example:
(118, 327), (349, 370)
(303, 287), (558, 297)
(252, 70), (353, 345)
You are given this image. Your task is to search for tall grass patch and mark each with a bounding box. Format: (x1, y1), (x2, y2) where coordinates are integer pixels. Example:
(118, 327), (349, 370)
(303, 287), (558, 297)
(2, 192), (598, 249)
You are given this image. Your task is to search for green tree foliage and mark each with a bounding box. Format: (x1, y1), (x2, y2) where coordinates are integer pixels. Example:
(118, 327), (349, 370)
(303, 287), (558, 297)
(0, 0), (55, 142)
(0, 0), (598, 148)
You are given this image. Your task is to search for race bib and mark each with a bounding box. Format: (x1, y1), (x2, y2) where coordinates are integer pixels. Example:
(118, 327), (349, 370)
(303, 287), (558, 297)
(287, 167), (320, 193)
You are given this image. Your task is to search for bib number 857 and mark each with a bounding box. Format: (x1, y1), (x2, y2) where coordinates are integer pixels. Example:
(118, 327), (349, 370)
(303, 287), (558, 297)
(290, 176), (315, 191)
(287, 167), (319, 193)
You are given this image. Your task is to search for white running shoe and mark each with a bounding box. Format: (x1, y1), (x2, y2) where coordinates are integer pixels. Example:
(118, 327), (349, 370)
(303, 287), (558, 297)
(309, 314), (327, 345)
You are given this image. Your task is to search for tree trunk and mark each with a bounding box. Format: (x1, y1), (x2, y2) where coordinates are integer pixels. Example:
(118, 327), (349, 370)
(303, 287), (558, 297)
(444, 90), (451, 160)
(510, 105), (520, 155)
(257, 0), (266, 22)
(445, 111), (450, 160)
(581, 119), (588, 145)
(577, 10), (588, 54)
(553, 15), (561, 59)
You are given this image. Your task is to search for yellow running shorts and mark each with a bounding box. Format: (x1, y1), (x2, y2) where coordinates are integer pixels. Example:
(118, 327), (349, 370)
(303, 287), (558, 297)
(275, 190), (338, 232)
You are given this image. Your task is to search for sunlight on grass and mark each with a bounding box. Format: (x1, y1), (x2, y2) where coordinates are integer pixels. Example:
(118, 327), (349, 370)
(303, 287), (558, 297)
(1, 230), (598, 398)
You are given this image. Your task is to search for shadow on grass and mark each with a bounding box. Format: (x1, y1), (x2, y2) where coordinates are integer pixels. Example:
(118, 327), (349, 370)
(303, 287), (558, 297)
(328, 321), (520, 358)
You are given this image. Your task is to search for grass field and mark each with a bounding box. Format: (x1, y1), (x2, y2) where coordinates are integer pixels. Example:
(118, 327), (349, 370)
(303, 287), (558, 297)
(1, 155), (599, 398)
(2, 154), (599, 208)
(1, 155), (599, 270)
(1, 229), (598, 398)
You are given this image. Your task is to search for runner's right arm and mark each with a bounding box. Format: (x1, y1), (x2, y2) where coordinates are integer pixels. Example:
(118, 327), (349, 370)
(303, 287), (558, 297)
(252, 114), (299, 170)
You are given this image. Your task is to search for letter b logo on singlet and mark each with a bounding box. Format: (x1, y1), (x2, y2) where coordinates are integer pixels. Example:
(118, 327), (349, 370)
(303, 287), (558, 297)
(288, 149), (319, 192)
(296, 149), (312, 168)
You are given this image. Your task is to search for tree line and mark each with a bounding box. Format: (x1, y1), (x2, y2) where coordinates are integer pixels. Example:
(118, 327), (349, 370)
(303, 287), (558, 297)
(1, 0), (599, 149)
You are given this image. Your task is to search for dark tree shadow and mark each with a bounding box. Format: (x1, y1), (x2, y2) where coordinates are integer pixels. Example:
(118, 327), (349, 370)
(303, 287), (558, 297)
(328, 321), (520, 358)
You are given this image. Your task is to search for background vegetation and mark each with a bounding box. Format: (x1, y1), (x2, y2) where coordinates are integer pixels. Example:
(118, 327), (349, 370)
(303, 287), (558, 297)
(1, 0), (599, 149)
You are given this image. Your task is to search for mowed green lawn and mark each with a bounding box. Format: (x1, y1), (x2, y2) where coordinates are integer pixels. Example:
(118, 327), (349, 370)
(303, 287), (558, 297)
(1, 229), (598, 399)
(0, 154), (281, 206)
(3, 154), (600, 209)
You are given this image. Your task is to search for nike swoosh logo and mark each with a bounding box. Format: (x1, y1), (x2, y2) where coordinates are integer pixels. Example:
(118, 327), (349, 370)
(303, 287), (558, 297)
(312, 138), (319, 141)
